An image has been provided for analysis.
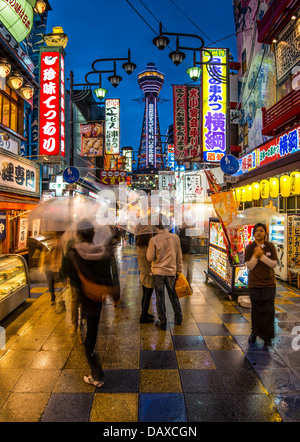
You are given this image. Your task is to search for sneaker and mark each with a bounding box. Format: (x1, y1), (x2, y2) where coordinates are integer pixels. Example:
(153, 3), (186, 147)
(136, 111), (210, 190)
(155, 320), (166, 330)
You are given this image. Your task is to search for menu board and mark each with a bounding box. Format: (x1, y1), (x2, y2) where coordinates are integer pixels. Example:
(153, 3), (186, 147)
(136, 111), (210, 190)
(209, 221), (226, 250)
(208, 246), (232, 288)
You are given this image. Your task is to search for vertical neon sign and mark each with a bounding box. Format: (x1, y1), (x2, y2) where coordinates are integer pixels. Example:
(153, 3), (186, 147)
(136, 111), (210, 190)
(39, 49), (65, 157)
(202, 48), (227, 163)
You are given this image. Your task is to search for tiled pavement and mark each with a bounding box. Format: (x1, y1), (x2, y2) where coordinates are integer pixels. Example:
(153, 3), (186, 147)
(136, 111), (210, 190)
(0, 245), (300, 422)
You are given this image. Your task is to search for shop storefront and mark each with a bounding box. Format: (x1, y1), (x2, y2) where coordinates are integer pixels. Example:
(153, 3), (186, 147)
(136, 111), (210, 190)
(0, 148), (40, 257)
(232, 123), (300, 281)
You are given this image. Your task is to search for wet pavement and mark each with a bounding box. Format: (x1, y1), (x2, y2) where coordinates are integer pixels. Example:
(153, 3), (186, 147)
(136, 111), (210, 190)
(0, 245), (300, 422)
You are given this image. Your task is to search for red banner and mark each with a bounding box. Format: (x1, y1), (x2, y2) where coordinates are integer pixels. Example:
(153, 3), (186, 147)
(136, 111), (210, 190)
(39, 50), (65, 157)
(173, 85), (201, 162)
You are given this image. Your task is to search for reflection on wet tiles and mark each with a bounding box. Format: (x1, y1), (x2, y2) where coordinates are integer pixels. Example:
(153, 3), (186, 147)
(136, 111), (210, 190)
(274, 394), (300, 422)
(180, 369), (225, 393)
(0, 392), (50, 422)
(139, 369), (182, 393)
(225, 322), (252, 336)
(140, 350), (178, 369)
(176, 350), (216, 369)
(228, 393), (282, 422)
(184, 393), (236, 422)
(204, 336), (240, 351)
(172, 335), (208, 351)
(209, 350), (252, 370)
(41, 392), (94, 422)
(139, 393), (186, 422)
(141, 334), (174, 351)
(90, 393), (138, 422)
(100, 369), (139, 393)
(220, 369), (266, 394)
(198, 323), (230, 336)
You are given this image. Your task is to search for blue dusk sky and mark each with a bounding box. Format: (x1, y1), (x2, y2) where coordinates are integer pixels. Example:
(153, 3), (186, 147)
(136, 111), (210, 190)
(46, 0), (237, 157)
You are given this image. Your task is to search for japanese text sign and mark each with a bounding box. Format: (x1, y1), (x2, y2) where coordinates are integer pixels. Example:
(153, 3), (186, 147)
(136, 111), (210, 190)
(173, 85), (201, 162)
(0, 149), (38, 196)
(202, 49), (227, 163)
(146, 97), (156, 168)
(100, 170), (126, 186)
(39, 50), (65, 157)
(105, 99), (120, 155)
(234, 124), (300, 177)
(0, 0), (33, 42)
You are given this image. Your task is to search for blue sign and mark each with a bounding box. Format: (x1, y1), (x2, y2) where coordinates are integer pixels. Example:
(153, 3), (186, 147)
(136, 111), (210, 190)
(63, 167), (80, 184)
(0, 212), (6, 240)
(220, 154), (239, 175)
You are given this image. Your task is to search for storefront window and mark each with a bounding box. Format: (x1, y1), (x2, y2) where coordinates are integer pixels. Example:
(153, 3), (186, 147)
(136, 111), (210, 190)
(2, 96), (9, 127)
(0, 85), (22, 134)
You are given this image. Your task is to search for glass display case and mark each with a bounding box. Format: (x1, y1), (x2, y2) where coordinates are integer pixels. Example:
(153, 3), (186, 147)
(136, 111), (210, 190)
(0, 254), (30, 321)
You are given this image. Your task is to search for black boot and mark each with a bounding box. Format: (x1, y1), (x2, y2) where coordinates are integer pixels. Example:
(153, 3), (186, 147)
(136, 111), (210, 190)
(248, 332), (256, 343)
(139, 315), (154, 324)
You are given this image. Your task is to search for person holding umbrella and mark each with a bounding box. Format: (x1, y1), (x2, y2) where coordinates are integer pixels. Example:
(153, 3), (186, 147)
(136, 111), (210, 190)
(245, 223), (278, 348)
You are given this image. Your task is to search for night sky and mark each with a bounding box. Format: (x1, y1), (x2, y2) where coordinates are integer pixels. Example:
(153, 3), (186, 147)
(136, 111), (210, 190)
(46, 0), (237, 158)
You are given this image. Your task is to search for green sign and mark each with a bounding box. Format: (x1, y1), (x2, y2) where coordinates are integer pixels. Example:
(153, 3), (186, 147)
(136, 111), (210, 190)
(0, 0), (34, 42)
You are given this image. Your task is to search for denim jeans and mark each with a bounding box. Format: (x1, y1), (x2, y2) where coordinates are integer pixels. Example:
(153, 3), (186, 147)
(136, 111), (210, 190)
(153, 275), (182, 325)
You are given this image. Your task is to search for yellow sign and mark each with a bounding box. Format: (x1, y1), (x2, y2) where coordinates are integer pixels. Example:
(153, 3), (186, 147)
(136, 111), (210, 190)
(202, 48), (227, 163)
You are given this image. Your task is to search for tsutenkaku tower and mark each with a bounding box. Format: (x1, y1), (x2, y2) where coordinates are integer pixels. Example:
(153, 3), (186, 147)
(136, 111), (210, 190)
(137, 63), (164, 172)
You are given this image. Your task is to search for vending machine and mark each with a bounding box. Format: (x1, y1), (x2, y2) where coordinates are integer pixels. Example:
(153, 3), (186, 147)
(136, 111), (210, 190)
(205, 218), (249, 299)
(269, 214), (287, 280)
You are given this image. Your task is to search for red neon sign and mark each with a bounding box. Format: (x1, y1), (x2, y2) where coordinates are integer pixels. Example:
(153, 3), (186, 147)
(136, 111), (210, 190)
(39, 51), (65, 157)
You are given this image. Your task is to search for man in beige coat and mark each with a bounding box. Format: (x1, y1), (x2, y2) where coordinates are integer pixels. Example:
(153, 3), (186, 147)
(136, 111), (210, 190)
(146, 225), (183, 330)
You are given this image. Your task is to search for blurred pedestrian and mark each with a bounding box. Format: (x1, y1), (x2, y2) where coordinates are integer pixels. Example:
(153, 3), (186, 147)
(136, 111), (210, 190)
(146, 224), (183, 330)
(179, 227), (193, 292)
(245, 223), (278, 348)
(41, 232), (63, 305)
(62, 219), (118, 388)
(136, 234), (155, 323)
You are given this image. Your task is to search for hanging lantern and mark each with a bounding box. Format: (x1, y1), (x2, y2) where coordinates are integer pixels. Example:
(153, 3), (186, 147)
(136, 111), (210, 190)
(34, 1), (47, 14)
(240, 187), (246, 203)
(245, 184), (252, 202)
(252, 182), (260, 200)
(20, 85), (34, 100)
(290, 171), (300, 195)
(280, 175), (291, 197)
(269, 177), (279, 198)
(235, 188), (241, 203)
(0, 58), (11, 78)
(8, 72), (23, 89)
(260, 179), (270, 199)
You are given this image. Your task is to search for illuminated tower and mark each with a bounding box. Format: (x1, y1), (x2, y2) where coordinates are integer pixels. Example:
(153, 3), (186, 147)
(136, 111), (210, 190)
(138, 63), (164, 171)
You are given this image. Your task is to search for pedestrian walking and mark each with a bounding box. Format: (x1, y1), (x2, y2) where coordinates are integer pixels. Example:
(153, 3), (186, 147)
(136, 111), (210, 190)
(41, 232), (63, 305)
(146, 224), (183, 330)
(62, 219), (118, 388)
(245, 222), (278, 348)
(136, 234), (155, 323)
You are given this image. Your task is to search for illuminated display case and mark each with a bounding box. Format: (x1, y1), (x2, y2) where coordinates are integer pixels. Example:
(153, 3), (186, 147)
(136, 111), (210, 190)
(205, 218), (248, 299)
(269, 214), (287, 280)
(0, 254), (30, 321)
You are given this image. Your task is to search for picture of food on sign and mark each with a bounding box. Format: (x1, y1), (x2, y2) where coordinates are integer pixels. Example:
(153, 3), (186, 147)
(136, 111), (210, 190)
(80, 122), (104, 156)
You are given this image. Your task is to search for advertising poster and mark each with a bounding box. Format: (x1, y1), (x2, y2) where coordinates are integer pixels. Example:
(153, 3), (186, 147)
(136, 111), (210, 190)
(16, 217), (28, 251)
(105, 99), (120, 155)
(80, 122), (104, 157)
(173, 85), (201, 162)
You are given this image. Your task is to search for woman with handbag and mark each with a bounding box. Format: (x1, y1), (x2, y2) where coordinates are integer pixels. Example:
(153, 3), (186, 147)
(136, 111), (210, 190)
(62, 219), (117, 388)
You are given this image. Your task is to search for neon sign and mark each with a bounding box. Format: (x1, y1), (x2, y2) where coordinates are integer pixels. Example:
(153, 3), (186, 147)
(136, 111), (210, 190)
(105, 99), (120, 155)
(202, 49), (227, 163)
(235, 125), (300, 176)
(39, 50), (65, 157)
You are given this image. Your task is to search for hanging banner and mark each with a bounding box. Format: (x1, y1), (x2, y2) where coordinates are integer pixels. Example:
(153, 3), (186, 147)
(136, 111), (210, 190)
(105, 99), (120, 155)
(39, 49), (65, 158)
(80, 122), (104, 156)
(202, 48), (228, 163)
(173, 85), (201, 162)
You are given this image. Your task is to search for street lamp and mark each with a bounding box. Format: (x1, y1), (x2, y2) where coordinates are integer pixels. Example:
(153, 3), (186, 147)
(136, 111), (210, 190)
(153, 22), (226, 84)
(69, 51), (137, 170)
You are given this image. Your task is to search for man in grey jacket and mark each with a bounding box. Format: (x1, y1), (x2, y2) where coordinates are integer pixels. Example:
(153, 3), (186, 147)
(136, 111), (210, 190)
(146, 224), (183, 330)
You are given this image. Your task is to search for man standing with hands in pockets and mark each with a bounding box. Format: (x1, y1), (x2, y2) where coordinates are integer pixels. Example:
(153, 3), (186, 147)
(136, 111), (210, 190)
(146, 223), (183, 330)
